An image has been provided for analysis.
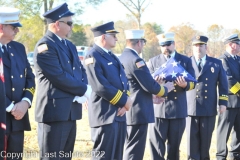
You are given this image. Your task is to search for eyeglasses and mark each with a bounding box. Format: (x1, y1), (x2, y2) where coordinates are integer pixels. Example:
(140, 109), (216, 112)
(4, 24), (18, 31)
(141, 39), (147, 45)
(59, 21), (73, 27)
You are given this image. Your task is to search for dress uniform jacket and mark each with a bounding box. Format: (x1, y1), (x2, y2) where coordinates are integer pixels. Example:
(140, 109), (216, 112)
(219, 52), (240, 108)
(147, 52), (195, 118)
(0, 52), (6, 156)
(84, 44), (129, 128)
(187, 55), (228, 116)
(119, 48), (167, 125)
(34, 31), (88, 123)
(3, 41), (35, 132)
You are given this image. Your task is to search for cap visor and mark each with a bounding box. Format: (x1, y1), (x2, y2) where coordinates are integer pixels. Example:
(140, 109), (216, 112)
(11, 22), (22, 27)
(192, 41), (206, 45)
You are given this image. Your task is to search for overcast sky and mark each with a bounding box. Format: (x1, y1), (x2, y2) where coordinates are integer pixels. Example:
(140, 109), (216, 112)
(75, 0), (239, 33)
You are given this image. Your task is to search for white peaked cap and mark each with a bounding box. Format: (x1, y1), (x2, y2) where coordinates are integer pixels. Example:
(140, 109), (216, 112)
(125, 29), (145, 39)
(0, 7), (22, 27)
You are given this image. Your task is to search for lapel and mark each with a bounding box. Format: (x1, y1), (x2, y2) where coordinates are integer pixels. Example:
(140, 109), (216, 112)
(94, 44), (119, 68)
(200, 55), (212, 75)
(174, 52), (183, 64)
(7, 44), (19, 73)
(46, 31), (73, 60)
(224, 52), (239, 72)
(191, 56), (200, 76)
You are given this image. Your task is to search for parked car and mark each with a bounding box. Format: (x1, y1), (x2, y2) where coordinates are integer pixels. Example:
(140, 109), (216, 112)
(76, 46), (89, 61)
(27, 52), (34, 66)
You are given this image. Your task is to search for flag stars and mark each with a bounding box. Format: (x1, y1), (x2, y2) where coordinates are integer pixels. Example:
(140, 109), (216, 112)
(171, 71), (177, 78)
(160, 72), (166, 78)
(171, 61), (178, 67)
(161, 63), (167, 69)
(181, 71), (188, 77)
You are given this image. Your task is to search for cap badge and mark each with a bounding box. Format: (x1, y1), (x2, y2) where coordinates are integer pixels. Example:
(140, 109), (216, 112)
(196, 36), (200, 40)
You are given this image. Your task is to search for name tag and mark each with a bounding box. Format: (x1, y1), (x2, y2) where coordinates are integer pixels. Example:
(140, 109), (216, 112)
(108, 62), (113, 65)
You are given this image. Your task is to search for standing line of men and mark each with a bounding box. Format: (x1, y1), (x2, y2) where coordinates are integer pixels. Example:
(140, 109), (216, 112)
(1, 3), (240, 160)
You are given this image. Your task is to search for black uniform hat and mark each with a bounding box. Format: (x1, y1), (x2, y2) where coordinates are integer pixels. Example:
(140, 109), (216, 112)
(223, 34), (240, 45)
(43, 3), (74, 23)
(91, 21), (119, 37)
(192, 35), (208, 45)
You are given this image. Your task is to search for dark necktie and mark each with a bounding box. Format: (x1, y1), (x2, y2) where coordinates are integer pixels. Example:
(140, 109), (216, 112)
(2, 45), (10, 62)
(108, 51), (118, 63)
(234, 56), (238, 61)
(61, 39), (66, 46)
(198, 58), (202, 71)
(167, 55), (171, 59)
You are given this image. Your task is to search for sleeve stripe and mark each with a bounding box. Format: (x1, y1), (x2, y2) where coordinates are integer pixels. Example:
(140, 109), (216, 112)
(25, 87), (35, 95)
(126, 91), (130, 96)
(156, 86), (165, 97)
(110, 90), (123, 105)
(230, 82), (240, 94)
(219, 96), (228, 101)
(188, 82), (195, 90)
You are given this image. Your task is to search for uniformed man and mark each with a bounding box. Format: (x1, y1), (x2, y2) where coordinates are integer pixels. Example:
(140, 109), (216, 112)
(147, 32), (196, 160)
(84, 22), (132, 160)
(0, 7), (35, 160)
(119, 29), (174, 160)
(34, 3), (91, 159)
(186, 35), (228, 160)
(0, 39), (6, 160)
(216, 34), (240, 160)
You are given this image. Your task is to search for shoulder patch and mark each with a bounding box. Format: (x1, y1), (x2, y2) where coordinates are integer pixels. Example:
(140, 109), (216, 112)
(85, 58), (94, 65)
(37, 44), (48, 53)
(136, 60), (145, 68)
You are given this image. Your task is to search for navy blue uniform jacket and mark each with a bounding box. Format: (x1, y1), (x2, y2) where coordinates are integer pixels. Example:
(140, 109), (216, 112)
(84, 44), (129, 127)
(219, 52), (240, 108)
(3, 41), (35, 132)
(187, 55), (228, 116)
(119, 48), (167, 125)
(147, 52), (195, 118)
(34, 31), (88, 122)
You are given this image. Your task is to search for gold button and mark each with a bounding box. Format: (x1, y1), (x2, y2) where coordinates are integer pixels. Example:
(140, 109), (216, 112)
(206, 78), (208, 80)
(68, 61), (70, 63)
(23, 88), (25, 91)
(174, 97), (177, 99)
(197, 83), (199, 85)
(73, 67), (75, 70)
(122, 82), (124, 84)
(196, 95), (198, 98)
(197, 89), (199, 92)
(11, 53), (14, 56)
(12, 88), (15, 91)
(11, 75), (13, 78)
(205, 84), (207, 86)
(205, 90), (207, 92)
(20, 75), (23, 78)
(205, 96), (207, 99)
(174, 90), (177, 92)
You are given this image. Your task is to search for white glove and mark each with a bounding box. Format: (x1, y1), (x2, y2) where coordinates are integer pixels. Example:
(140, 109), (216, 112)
(73, 96), (87, 104)
(84, 85), (92, 100)
(6, 102), (14, 112)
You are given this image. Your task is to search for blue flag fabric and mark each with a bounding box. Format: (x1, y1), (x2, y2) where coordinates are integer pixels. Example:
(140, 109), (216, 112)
(152, 58), (197, 83)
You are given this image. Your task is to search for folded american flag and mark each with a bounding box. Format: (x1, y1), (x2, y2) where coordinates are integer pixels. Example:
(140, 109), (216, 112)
(152, 58), (197, 82)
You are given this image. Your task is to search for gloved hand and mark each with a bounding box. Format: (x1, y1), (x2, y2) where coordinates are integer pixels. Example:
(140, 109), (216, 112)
(84, 85), (92, 100)
(73, 96), (87, 104)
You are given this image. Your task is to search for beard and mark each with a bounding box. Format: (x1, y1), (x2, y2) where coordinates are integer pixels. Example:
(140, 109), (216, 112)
(163, 49), (173, 55)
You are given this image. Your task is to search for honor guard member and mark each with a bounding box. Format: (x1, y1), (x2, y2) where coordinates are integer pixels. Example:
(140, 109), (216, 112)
(0, 39), (6, 160)
(186, 35), (228, 160)
(147, 32), (196, 160)
(0, 7), (35, 160)
(84, 22), (132, 160)
(119, 29), (174, 160)
(216, 34), (240, 160)
(34, 3), (91, 159)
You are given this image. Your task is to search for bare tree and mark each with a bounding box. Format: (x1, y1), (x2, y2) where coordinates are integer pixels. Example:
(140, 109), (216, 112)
(117, 0), (152, 29)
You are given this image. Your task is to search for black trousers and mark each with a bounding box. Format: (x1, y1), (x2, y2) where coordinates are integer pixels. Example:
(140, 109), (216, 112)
(123, 124), (148, 160)
(149, 118), (186, 160)
(216, 108), (240, 160)
(186, 116), (216, 160)
(91, 121), (126, 160)
(38, 121), (76, 160)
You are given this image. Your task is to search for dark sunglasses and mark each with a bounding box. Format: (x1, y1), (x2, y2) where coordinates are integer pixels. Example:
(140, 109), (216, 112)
(160, 42), (172, 47)
(59, 21), (73, 27)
